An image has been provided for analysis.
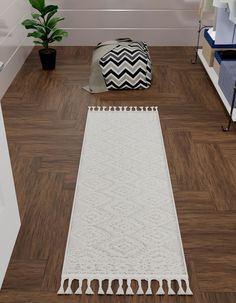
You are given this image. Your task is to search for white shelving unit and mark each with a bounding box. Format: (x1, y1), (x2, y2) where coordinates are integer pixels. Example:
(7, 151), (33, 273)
(198, 49), (236, 121)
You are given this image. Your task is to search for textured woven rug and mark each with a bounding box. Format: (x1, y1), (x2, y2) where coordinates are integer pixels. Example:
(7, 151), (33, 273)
(58, 106), (192, 296)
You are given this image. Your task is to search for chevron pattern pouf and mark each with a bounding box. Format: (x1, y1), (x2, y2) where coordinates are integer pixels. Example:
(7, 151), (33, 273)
(58, 106), (192, 297)
(99, 42), (152, 90)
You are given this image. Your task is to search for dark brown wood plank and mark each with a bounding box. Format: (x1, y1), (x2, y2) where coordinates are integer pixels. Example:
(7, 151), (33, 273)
(2, 260), (46, 291)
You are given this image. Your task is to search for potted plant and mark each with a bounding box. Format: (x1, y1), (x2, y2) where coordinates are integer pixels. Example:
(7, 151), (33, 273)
(22, 0), (68, 70)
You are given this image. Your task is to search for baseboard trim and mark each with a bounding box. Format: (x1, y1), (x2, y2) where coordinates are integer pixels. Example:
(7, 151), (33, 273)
(57, 28), (197, 46)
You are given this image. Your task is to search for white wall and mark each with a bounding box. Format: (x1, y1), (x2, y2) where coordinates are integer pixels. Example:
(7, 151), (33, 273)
(0, 0), (30, 289)
(0, 0), (33, 100)
(0, 105), (21, 289)
(50, 0), (200, 46)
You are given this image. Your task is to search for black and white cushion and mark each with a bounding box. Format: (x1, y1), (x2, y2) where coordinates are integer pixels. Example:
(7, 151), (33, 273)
(99, 41), (152, 90)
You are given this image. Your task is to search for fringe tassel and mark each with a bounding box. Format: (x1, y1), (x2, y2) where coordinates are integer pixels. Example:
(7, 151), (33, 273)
(177, 279), (185, 295)
(156, 279), (165, 295)
(88, 106), (158, 112)
(58, 276), (191, 296)
(75, 279), (82, 295)
(98, 279), (104, 295)
(116, 279), (124, 295)
(185, 279), (193, 295)
(167, 280), (175, 295)
(65, 279), (73, 295)
(106, 279), (113, 295)
(126, 279), (134, 295)
(136, 279), (143, 295)
(146, 279), (152, 295)
(85, 279), (94, 295)
(57, 280), (65, 295)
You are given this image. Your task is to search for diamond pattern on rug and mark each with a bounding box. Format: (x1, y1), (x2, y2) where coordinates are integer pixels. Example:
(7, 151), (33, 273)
(58, 107), (192, 296)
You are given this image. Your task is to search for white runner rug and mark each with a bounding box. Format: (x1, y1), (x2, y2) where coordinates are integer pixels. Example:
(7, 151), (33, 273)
(58, 106), (192, 296)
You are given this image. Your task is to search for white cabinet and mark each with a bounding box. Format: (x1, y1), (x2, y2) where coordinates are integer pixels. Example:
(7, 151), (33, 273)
(0, 105), (20, 289)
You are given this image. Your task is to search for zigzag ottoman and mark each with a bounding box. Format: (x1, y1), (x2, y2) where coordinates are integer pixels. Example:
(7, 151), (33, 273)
(83, 39), (152, 93)
(100, 41), (152, 90)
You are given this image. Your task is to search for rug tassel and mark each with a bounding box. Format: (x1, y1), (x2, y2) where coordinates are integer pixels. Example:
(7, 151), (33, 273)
(57, 280), (65, 295)
(167, 280), (175, 295)
(116, 279), (124, 295)
(156, 279), (165, 295)
(146, 279), (152, 295)
(136, 279), (143, 295)
(88, 105), (157, 112)
(185, 279), (193, 295)
(65, 279), (73, 295)
(126, 279), (134, 295)
(106, 279), (113, 295)
(177, 279), (185, 295)
(86, 279), (94, 295)
(75, 279), (82, 295)
(98, 279), (104, 295)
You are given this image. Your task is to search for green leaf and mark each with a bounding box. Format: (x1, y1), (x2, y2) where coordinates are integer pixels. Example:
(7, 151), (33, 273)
(47, 17), (64, 29)
(49, 29), (68, 43)
(42, 5), (58, 17)
(52, 35), (64, 41)
(37, 26), (47, 35)
(22, 19), (38, 29)
(50, 28), (67, 38)
(42, 42), (49, 48)
(45, 9), (57, 24)
(27, 31), (45, 39)
(29, 0), (45, 12)
(31, 13), (41, 19)
(33, 40), (44, 45)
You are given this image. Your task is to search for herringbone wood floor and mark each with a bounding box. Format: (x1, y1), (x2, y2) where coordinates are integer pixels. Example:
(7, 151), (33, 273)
(0, 47), (236, 303)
